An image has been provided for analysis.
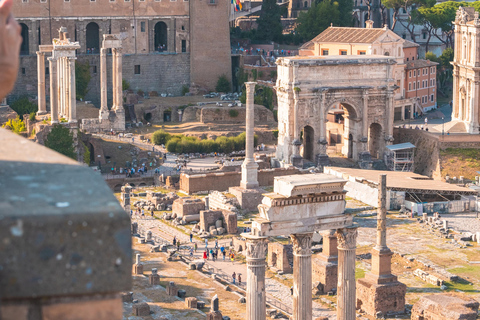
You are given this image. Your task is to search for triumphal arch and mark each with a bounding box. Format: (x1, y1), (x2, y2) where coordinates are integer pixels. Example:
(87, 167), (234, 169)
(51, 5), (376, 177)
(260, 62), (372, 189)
(275, 55), (397, 167)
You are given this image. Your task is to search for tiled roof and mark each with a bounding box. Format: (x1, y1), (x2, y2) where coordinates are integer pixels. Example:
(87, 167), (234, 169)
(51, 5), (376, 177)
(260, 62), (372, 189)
(403, 39), (419, 48)
(299, 40), (314, 50)
(311, 26), (387, 44)
(406, 59), (439, 69)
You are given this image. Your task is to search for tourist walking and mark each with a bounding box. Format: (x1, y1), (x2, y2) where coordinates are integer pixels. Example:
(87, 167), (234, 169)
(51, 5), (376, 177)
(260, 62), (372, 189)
(230, 252), (235, 264)
(215, 239), (218, 249)
(203, 250), (208, 261)
(173, 236), (176, 246)
(232, 272), (236, 284)
(238, 274), (241, 285)
(205, 238), (208, 249)
(190, 232), (193, 242)
(222, 249), (226, 261)
(194, 242), (198, 253)
(177, 240), (180, 251)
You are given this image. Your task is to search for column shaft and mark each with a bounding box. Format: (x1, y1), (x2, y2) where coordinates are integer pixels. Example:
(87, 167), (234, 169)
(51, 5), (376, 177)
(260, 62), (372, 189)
(240, 81), (259, 189)
(36, 52), (47, 115)
(69, 57), (77, 122)
(362, 92), (369, 138)
(377, 174), (387, 249)
(336, 227), (357, 320)
(65, 58), (71, 121)
(100, 48), (108, 112)
(116, 48), (123, 110)
(291, 233), (312, 320)
(112, 50), (117, 109)
(246, 237), (266, 320)
(49, 58), (59, 123)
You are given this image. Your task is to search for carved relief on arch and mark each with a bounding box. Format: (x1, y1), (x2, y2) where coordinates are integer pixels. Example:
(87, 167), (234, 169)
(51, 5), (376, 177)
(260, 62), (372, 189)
(460, 85), (467, 96)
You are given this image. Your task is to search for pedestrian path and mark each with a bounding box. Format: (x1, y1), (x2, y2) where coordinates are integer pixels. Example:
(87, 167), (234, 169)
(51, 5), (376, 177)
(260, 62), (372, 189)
(133, 216), (336, 319)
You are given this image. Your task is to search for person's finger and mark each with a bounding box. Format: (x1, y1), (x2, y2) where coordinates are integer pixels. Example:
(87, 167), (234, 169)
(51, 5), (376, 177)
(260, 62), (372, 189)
(0, 0), (13, 26)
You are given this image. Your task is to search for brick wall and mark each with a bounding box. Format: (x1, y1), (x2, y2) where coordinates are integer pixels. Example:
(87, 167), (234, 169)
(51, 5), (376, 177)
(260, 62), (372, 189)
(180, 167), (300, 194)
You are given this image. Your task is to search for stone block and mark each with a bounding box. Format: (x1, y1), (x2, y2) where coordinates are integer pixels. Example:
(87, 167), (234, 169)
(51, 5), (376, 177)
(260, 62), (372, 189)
(228, 186), (263, 211)
(149, 268), (160, 285)
(166, 281), (178, 296)
(133, 263), (144, 275)
(411, 294), (479, 320)
(356, 277), (406, 316)
(177, 289), (186, 298)
(186, 297), (197, 308)
(133, 302), (150, 316)
(197, 301), (206, 309)
(121, 291), (133, 303)
(207, 311), (223, 320)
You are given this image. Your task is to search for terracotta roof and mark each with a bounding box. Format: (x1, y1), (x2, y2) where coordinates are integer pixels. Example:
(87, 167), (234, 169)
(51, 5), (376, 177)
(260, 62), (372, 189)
(299, 40), (314, 50)
(403, 39), (419, 48)
(311, 26), (387, 44)
(406, 59), (439, 69)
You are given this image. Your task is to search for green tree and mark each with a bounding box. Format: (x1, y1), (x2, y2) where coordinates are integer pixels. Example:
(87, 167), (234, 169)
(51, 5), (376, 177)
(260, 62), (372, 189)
(296, 0), (340, 41)
(9, 96), (37, 116)
(75, 61), (91, 100)
(44, 124), (77, 160)
(256, 0), (283, 42)
(215, 75), (231, 93)
(337, 0), (354, 27)
(122, 79), (130, 91)
(152, 129), (172, 145)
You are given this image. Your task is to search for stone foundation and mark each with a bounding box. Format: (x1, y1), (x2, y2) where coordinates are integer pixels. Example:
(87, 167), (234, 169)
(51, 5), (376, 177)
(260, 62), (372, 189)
(356, 277), (407, 315)
(199, 210), (237, 235)
(172, 197), (205, 218)
(185, 297), (197, 308)
(411, 294), (479, 320)
(267, 242), (292, 273)
(312, 258), (337, 294)
(133, 302), (150, 316)
(228, 186), (263, 211)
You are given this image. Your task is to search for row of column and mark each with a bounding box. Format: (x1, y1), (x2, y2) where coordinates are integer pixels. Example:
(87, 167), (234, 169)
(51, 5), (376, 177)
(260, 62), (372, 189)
(38, 52), (77, 123)
(245, 227), (357, 320)
(100, 47), (123, 120)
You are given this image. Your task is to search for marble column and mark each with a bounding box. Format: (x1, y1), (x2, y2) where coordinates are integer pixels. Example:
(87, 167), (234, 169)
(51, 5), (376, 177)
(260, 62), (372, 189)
(245, 234), (266, 320)
(58, 58), (65, 118)
(68, 57), (77, 123)
(291, 233), (313, 320)
(100, 48), (109, 120)
(49, 57), (59, 123)
(36, 52), (47, 115)
(291, 89), (302, 166)
(115, 48), (123, 111)
(112, 49), (117, 109)
(401, 105), (405, 121)
(336, 227), (357, 320)
(65, 57), (71, 121)
(240, 82), (259, 189)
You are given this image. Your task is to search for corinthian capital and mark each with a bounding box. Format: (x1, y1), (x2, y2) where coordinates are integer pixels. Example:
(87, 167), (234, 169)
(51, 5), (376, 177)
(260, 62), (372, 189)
(336, 227), (357, 250)
(246, 238), (266, 260)
(291, 233), (312, 256)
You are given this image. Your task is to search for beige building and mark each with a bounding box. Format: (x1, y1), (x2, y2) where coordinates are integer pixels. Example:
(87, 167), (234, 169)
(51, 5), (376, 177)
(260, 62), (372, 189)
(452, 7), (480, 133)
(11, 0), (232, 106)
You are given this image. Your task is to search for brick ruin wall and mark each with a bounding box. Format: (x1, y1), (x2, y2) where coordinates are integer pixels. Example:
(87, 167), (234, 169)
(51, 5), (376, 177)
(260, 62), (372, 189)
(179, 167), (300, 194)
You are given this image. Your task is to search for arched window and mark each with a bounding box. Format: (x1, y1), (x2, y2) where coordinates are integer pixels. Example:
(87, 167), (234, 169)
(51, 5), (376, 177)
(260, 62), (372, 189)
(154, 22), (168, 52)
(20, 23), (29, 55)
(86, 22), (100, 53)
(384, 51), (390, 56)
(304, 1), (307, 7)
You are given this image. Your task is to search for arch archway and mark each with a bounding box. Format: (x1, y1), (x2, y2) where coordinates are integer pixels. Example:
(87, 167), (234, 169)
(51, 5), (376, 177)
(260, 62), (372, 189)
(154, 22), (168, 52)
(113, 184), (123, 192)
(86, 22), (100, 53)
(368, 123), (383, 159)
(301, 125), (314, 161)
(325, 101), (359, 160)
(20, 23), (29, 55)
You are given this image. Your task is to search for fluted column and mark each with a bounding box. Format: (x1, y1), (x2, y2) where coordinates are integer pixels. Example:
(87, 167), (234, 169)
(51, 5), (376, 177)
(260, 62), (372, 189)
(68, 57), (77, 123)
(65, 58), (71, 121)
(49, 57), (59, 123)
(36, 52), (47, 115)
(100, 48), (109, 119)
(240, 81), (259, 189)
(291, 233), (313, 320)
(115, 48), (123, 111)
(336, 227), (357, 320)
(245, 235), (266, 320)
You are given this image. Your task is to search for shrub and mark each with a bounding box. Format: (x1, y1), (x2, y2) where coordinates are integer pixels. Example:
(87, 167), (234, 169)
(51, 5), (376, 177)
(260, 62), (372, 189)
(273, 130), (279, 139)
(229, 109), (239, 118)
(181, 85), (189, 96)
(251, 69), (257, 81)
(29, 112), (36, 122)
(215, 74), (231, 93)
(163, 132), (252, 154)
(122, 79), (130, 91)
(2, 116), (26, 133)
(10, 96), (37, 115)
(152, 129), (171, 145)
(45, 124), (76, 160)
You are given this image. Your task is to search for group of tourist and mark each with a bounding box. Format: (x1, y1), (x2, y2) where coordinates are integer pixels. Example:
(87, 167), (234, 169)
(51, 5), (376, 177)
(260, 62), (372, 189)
(232, 46), (295, 57)
(86, 47), (97, 54)
(156, 44), (167, 52)
(130, 207), (154, 219)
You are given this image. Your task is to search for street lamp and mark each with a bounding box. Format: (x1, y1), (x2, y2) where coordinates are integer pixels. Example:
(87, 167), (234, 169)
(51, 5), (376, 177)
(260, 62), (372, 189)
(442, 117), (445, 135)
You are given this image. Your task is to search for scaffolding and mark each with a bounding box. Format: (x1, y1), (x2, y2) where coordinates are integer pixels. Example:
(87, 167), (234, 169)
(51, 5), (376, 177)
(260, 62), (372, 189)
(385, 142), (415, 172)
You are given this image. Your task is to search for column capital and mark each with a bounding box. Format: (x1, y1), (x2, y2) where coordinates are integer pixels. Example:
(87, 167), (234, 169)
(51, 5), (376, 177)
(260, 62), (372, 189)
(290, 233), (312, 256)
(36, 51), (46, 56)
(245, 81), (256, 91)
(47, 56), (58, 61)
(245, 236), (266, 261)
(336, 227), (357, 250)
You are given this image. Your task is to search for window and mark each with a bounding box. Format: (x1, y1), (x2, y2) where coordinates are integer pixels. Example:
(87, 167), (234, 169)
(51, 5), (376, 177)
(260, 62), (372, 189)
(46, 67), (49, 75)
(181, 26), (185, 30)
(322, 49), (329, 56)
(417, 81), (419, 89)
(422, 33), (426, 39)
(65, 0), (70, 2)
(409, 71), (411, 78)
(125, 0), (131, 2)
(384, 51), (390, 56)
(430, 94), (434, 102)
(431, 67), (434, 73)
(109, 0), (114, 2)
(406, 58), (409, 61)
(182, 40), (186, 53)
(340, 50), (347, 55)
(134, 65), (141, 74)
(357, 50), (366, 55)
(141, 22), (145, 32)
(413, 82), (416, 90)
(22, 0), (28, 3)
(402, 34), (406, 39)
(92, 66), (97, 74)
(21, 68), (26, 75)
(409, 83), (411, 90)
(432, 79), (435, 86)
(413, 70), (416, 77)
(304, 1), (307, 7)
(40, 0), (47, 2)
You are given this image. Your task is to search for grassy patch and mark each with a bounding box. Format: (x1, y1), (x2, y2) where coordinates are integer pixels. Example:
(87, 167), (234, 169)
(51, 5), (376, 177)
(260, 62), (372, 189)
(440, 148), (480, 180)
(355, 262), (366, 280)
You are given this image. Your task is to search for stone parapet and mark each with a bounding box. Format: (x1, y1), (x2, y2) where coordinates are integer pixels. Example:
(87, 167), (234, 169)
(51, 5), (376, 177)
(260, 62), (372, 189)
(0, 128), (131, 319)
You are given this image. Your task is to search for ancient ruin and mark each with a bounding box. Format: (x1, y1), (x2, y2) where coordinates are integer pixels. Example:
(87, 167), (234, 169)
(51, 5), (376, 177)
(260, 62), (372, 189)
(37, 27), (80, 123)
(275, 55), (396, 167)
(312, 230), (338, 294)
(356, 174), (406, 316)
(247, 173), (355, 320)
(81, 34), (125, 132)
